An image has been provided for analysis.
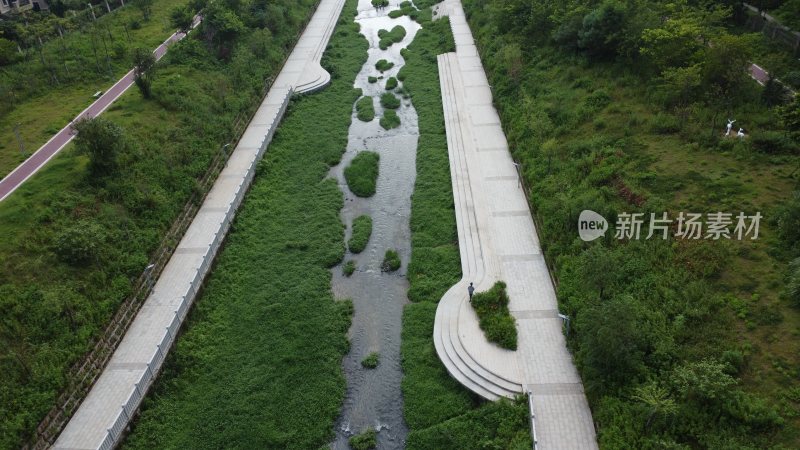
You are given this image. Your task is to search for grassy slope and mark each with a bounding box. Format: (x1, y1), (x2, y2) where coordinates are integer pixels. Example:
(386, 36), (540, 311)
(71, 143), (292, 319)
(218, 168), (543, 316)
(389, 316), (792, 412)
(0, 2), (317, 447)
(400, 12), (532, 449)
(0, 0), (191, 177)
(121, 2), (365, 448)
(462, 0), (800, 447)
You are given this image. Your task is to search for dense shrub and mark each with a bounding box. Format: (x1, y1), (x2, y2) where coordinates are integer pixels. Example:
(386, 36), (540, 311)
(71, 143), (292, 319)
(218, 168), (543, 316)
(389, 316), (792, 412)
(749, 130), (799, 154)
(385, 76), (398, 90)
(470, 281), (517, 350)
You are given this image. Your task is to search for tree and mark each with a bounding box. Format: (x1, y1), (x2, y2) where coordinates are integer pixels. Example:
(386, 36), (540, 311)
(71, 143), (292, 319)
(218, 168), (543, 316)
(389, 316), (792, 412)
(135, 0), (154, 21)
(171, 6), (195, 33)
(72, 117), (124, 179)
(0, 37), (17, 66)
(577, 0), (628, 60)
(632, 382), (677, 429)
(201, 2), (245, 58)
(761, 75), (789, 107)
(132, 47), (156, 98)
(577, 295), (650, 391)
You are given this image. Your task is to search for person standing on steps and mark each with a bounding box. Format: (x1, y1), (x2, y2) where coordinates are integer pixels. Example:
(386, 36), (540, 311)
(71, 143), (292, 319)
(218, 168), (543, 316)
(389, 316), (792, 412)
(468, 282), (475, 302)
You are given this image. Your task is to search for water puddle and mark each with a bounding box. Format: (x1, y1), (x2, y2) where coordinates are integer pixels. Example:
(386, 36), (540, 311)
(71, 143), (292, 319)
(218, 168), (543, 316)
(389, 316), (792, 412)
(328, 1), (422, 448)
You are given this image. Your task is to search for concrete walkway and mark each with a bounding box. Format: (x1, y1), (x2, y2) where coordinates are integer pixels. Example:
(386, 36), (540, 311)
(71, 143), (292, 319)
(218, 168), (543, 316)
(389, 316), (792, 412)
(0, 16), (202, 202)
(432, 1), (598, 448)
(52, 1), (344, 449)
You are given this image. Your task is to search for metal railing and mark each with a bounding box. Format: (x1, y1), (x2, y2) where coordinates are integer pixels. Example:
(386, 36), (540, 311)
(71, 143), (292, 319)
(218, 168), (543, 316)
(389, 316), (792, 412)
(527, 391), (539, 450)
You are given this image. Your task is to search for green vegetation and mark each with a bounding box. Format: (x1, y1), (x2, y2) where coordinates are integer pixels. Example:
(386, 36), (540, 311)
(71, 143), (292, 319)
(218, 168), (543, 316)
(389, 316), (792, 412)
(344, 151), (380, 198)
(389, 1), (421, 21)
(71, 117), (124, 180)
(343, 260), (357, 277)
(470, 282), (517, 350)
(385, 76), (398, 90)
(464, 0), (800, 447)
(361, 352), (380, 369)
(378, 25), (407, 50)
(368, 76), (378, 83)
(0, 0), (194, 177)
(132, 46), (158, 99)
(121, 1), (366, 448)
(382, 249), (401, 272)
(375, 58), (394, 72)
(406, 397), (531, 450)
(356, 95), (375, 122)
(371, 0), (389, 8)
(348, 215), (373, 253)
(380, 92), (401, 109)
(380, 110), (401, 130)
(349, 429), (377, 450)
(0, 0), (322, 447)
(399, 13), (533, 448)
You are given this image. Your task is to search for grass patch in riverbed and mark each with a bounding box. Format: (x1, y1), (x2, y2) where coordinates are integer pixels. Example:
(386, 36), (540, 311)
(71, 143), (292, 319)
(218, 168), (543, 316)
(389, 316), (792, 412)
(349, 429), (378, 450)
(344, 151), (380, 198)
(471, 281), (517, 350)
(385, 77), (398, 90)
(382, 249), (401, 272)
(120, 1), (366, 448)
(380, 92), (401, 109)
(343, 260), (356, 276)
(348, 215), (373, 253)
(361, 352), (380, 369)
(380, 110), (401, 130)
(378, 25), (407, 50)
(376, 59), (394, 72)
(356, 96), (375, 122)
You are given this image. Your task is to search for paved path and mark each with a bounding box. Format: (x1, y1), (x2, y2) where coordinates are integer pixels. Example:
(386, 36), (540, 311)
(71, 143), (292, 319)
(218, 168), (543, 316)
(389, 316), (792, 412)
(432, 1), (598, 448)
(52, 2), (344, 449)
(0, 17), (201, 203)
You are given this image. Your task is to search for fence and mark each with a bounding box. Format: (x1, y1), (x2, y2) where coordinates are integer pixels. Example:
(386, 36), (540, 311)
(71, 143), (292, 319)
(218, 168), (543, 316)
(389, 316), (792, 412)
(527, 391), (539, 450)
(22, 6), (316, 444)
(97, 88), (294, 450)
(743, 2), (800, 55)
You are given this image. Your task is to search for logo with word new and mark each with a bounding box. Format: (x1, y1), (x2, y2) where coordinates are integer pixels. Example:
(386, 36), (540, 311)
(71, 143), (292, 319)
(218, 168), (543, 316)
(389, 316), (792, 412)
(578, 210), (608, 242)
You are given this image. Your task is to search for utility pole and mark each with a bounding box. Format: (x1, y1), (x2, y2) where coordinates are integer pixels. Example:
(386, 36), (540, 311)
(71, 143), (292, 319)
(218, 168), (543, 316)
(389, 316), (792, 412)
(14, 123), (25, 156)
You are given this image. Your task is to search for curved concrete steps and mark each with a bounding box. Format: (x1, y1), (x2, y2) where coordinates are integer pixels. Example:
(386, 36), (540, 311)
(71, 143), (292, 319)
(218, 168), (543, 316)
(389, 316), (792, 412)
(293, 0), (344, 94)
(432, 50), (524, 401)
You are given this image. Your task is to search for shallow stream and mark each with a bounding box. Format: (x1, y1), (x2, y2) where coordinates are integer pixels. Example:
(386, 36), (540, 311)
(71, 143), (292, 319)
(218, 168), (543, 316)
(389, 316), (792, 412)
(328, 2), (422, 448)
